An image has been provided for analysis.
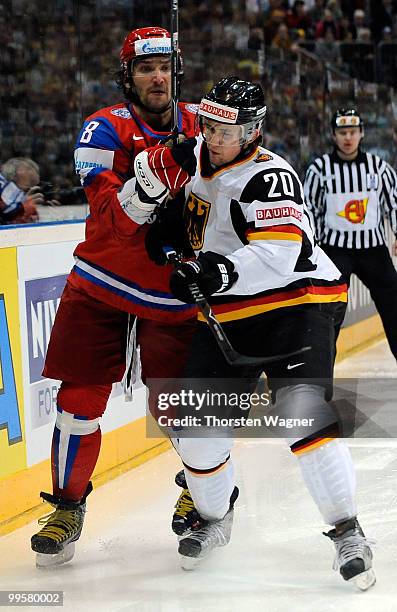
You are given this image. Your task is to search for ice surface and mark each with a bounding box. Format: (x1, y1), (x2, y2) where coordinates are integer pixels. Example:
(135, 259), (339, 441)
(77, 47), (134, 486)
(0, 340), (396, 611)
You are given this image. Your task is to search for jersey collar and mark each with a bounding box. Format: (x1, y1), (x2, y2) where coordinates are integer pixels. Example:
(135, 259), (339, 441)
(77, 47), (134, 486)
(330, 147), (366, 164)
(199, 142), (259, 179)
(128, 104), (182, 138)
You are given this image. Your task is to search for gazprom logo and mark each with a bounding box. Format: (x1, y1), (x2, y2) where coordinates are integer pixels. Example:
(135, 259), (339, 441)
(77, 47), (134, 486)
(135, 37), (171, 56)
(142, 42), (171, 54)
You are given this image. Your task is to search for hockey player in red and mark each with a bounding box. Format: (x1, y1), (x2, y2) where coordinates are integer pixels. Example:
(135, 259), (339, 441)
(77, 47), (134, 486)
(31, 27), (198, 567)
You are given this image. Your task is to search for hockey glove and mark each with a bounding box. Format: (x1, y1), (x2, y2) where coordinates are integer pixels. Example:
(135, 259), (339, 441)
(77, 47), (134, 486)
(170, 251), (238, 303)
(119, 138), (197, 226)
(134, 137), (197, 200)
(160, 134), (197, 177)
(145, 194), (194, 265)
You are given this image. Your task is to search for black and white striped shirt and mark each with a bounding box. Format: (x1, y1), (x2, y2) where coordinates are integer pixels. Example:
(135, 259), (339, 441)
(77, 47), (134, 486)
(304, 149), (397, 249)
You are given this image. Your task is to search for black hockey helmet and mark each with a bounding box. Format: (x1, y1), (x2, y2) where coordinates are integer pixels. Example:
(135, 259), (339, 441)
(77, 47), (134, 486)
(198, 76), (267, 145)
(331, 108), (363, 132)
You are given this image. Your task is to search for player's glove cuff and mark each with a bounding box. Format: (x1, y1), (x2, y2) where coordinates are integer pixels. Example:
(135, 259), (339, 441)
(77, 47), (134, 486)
(134, 150), (171, 201)
(117, 171), (168, 225)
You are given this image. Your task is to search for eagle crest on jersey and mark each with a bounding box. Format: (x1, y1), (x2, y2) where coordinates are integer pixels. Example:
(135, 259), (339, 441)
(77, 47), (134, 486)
(184, 193), (211, 249)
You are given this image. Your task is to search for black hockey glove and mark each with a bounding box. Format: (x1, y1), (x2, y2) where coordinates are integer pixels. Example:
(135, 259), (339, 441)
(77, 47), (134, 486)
(161, 134), (197, 176)
(145, 194), (194, 265)
(170, 251), (238, 304)
(145, 219), (172, 265)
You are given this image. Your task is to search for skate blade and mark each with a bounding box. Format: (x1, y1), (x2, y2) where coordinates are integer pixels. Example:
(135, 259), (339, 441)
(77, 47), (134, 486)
(350, 568), (376, 591)
(36, 542), (75, 569)
(179, 554), (202, 571)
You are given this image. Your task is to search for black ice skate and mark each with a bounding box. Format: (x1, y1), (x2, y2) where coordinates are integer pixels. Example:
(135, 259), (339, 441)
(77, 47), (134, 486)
(172, 470), (204, 536)
(178, 486), (239, 571)
(324, 517), (376, 591)
(31, 482), (93, 568)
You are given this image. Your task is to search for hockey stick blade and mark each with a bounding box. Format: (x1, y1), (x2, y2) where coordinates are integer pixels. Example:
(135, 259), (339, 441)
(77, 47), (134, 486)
(164, 247), (311, 367)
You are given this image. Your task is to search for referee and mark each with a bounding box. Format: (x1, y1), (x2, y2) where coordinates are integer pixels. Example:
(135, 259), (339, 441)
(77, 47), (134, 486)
(304, 108), (397, 361)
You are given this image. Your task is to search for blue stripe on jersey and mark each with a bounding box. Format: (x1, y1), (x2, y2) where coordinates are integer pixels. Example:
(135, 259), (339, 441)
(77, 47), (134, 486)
(82, 166), (108, 187)
(76, 117), (125, 152)
(73, 265), (192, 312)
(129, 107), (182, 138)
(77, 255), (179, 299)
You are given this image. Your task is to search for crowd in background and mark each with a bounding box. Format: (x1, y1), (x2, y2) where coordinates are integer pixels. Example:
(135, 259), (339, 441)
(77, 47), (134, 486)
(1, 0), (397, 221)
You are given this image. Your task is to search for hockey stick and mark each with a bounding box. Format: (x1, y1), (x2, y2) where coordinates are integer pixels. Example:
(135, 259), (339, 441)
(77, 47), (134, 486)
(164, 247), (311, 367)
(170, 0), (179, 138)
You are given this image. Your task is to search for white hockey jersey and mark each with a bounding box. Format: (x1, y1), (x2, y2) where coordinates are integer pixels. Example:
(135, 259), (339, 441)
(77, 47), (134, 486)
(184, 143), (347, 322)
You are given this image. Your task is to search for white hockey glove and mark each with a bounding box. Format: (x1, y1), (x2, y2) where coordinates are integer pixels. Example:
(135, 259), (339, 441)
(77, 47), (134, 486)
(117, 151), (169, 225)
(117, 138), (196, 225)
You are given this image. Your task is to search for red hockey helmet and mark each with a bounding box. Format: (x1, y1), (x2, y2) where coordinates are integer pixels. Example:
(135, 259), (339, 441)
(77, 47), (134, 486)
(120, 27), (172, 65)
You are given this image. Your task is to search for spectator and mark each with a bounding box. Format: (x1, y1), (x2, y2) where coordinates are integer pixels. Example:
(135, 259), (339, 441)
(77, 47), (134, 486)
(308, 0), (326, 25)
(356, 27), (373, 43)
(286, 0), (313, 38)
(264, 8), (287, 45)
(224, 9), (250, 52)
(351, 8), (367, 40)
(326, 0), (343, 21)
(315, 8), (340, 39)
(338, 14), (355, 40)
(380, 25), (393, 42)
(248, 24), (265, 50)
(315, 27), (342, 64)
(370, 0), (396, 42)
(0, 157), (41, 224)
(271, 22), (294, 51)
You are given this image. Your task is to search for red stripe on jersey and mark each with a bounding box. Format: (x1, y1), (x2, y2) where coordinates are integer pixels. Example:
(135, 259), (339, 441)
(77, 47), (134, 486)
(210, 282), (348, 315)
(246, 224), (302, 237)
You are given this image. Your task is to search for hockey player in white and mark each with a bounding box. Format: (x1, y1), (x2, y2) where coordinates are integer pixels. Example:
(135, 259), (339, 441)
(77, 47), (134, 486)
(138, 77), (375, 588)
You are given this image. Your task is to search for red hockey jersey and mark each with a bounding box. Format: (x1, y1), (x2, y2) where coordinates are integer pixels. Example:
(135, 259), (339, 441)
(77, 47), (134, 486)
(71, 102), (198, 322)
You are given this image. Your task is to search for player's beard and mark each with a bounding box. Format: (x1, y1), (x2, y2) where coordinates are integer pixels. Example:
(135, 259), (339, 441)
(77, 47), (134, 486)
(144, 99), (172, 115)
(137, 89), (171, 115)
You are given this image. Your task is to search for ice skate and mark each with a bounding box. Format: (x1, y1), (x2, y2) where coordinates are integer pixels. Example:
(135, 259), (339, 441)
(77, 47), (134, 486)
(324, 517), (376, 591)
(178, 486), (239, 571)
(31, 482), (92, 569)
(172, 470), (205, 536)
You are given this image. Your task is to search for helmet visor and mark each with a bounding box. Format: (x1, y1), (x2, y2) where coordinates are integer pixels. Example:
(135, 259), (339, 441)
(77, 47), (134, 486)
(200, 118), (243, 145)
(199, 116), (262, 147)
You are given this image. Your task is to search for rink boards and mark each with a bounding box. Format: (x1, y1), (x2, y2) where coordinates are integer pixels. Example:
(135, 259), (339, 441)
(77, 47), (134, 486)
(0, 222), (387, 534)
